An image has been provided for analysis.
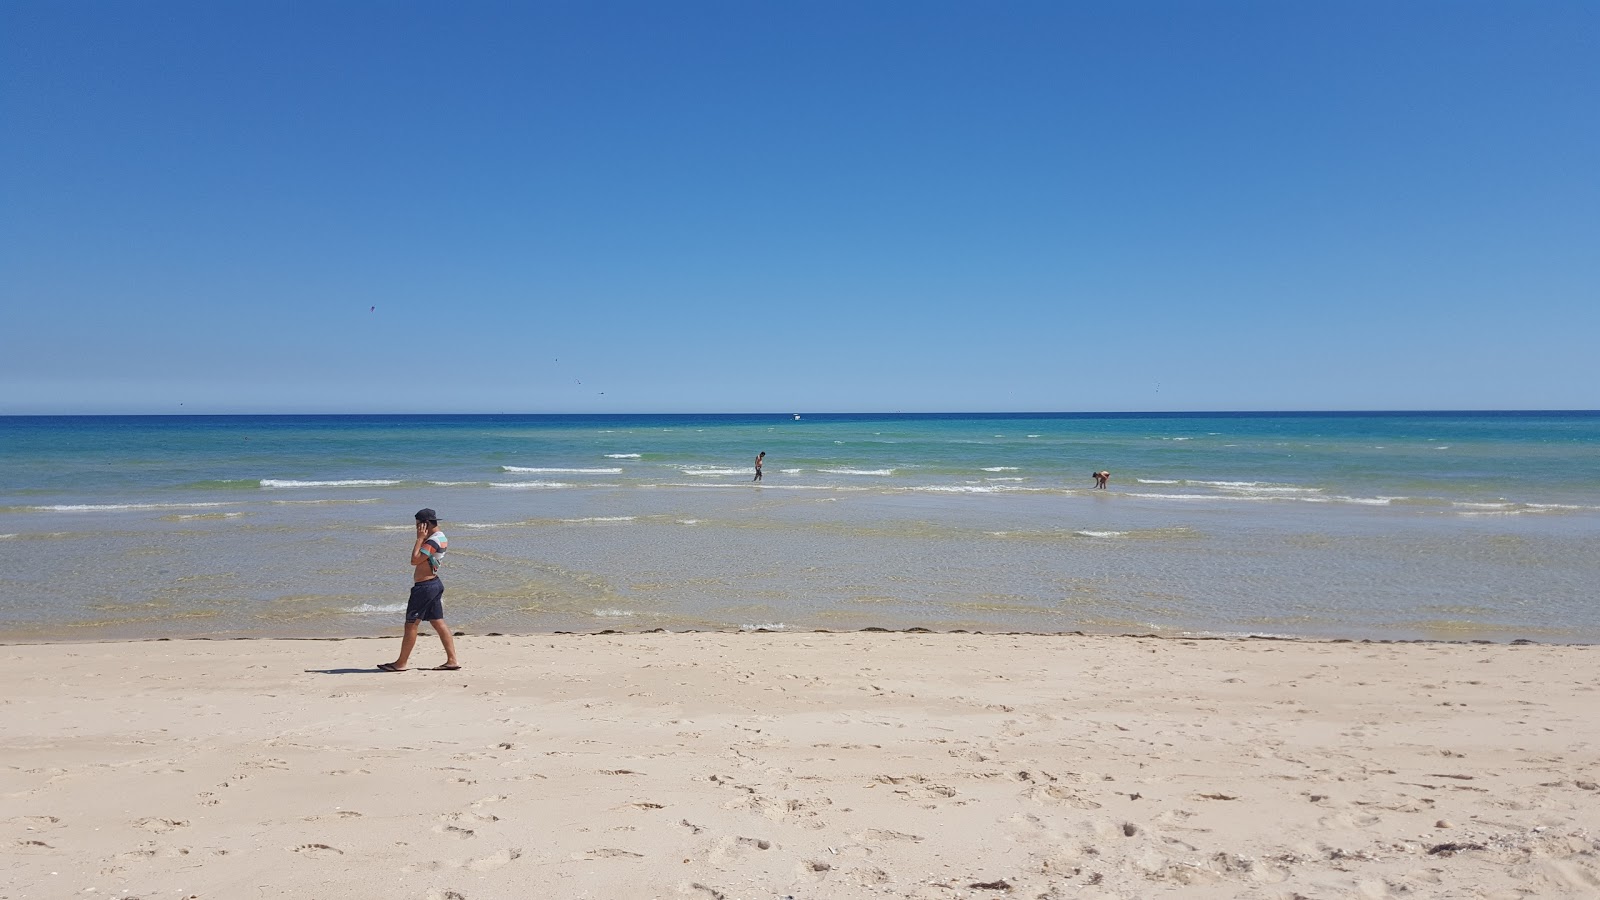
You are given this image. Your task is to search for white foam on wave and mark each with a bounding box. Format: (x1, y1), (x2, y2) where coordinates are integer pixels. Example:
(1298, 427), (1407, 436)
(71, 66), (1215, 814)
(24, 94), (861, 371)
(656, 482), (867, 492)
(981, 466), (1019, 472)
(491, 481), (571, 489)
(915, 485), (1001, 494)
(819, 468), (895, 476)
(272, 497), (379, 505)
(1131, 492), (1248, 503)
(263, 479), (401, 488)
(563, 516), (636, 523)
(348, 602), (406, 614)
(740, 622), (787, 631)
(0, 534), (16, 540)
(30, 502), (234, 512)
(1137, 479), (1324, 495)
(605, 453), (642, 459)
(1454, 501), (1515, 510)
(780, 468), (803, 475)
(503, 466), (623, 474)
(592, 608), (636, 618)
(681, 467), (749, 477)
(985, 477), (1026, 483)
(1075, 530), (1128, 538)
(677, 519), (699, 525)
(173, 511), (245, 520)
(1193, 480), (1321, 493)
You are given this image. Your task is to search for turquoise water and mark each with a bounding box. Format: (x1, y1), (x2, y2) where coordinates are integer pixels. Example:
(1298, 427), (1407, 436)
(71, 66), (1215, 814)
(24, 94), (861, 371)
(1, 412), (1596, 642)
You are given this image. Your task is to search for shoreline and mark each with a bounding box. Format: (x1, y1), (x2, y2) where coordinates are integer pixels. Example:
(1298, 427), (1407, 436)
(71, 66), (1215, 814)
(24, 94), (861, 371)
(4, 632), (1597, 898)
(2, 626), (1588, 648)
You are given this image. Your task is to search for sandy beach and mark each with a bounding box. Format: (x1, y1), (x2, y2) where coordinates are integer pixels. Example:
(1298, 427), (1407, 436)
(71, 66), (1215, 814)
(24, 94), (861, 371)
(4, 632), (1598, 899)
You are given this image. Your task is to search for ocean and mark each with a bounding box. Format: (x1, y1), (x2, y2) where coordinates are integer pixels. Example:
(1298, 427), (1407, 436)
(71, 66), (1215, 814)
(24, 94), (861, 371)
(1, 412), (1596, 643)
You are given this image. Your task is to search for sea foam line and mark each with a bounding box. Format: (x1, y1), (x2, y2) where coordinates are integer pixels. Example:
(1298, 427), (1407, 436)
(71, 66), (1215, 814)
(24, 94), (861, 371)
(819, 468), (896, 476)
(604, 453), (642, 459)
(262, 479), (401, 488)
(28, 501), (234, 512)
(490, 481), (572, 489)
(503, 466), (622, 474)
(348, 602), (406, 614)
(1136, 479), (1322, 494)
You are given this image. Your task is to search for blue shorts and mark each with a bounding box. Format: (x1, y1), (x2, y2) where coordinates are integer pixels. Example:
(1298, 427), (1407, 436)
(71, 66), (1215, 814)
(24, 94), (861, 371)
(406, 578), (445, 622)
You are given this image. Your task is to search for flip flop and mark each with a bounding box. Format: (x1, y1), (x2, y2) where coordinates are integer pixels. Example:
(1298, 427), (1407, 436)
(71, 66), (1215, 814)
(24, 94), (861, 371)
(431, 664), (462, 671)
(376, 662), (406, 672)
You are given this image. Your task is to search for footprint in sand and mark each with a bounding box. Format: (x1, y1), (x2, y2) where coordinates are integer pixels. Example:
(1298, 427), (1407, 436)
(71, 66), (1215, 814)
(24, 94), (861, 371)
(293, 843), (344, 858)
(800, 859), (832, 875)
(466, 848), (522, 871)
(302, 810), (364, 822)
(424, 890), (467, 900)
(443, 811), (499, 825)
(1026, 785), (1103, 809)
(574, 847), (644, 860)
(850, 867), (891, 885)
(855, 828), (923, 843)
(133, 817), (188, 833)
(434, 824), (475, 839)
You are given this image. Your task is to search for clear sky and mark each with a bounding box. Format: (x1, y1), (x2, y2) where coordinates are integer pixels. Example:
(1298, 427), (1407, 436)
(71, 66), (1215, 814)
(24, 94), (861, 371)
(3, 1), (1596, 414)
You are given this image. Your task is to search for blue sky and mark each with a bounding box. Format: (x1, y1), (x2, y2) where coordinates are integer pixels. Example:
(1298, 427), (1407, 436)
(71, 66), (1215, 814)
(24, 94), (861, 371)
(3, 1), (1596, 414)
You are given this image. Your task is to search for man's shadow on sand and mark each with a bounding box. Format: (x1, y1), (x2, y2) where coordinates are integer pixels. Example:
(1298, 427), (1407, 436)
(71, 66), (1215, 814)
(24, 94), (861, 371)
(305, 667), (388, 675)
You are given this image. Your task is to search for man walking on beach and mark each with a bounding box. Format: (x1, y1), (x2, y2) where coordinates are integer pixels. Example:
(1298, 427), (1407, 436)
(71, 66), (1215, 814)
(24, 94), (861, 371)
(753, 451), (765, 482)
(378, 508), (462, 672)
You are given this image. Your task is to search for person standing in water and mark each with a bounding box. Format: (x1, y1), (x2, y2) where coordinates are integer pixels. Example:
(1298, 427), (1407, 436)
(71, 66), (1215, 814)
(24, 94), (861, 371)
(1093, 470), (1110, 489)
(753, 451), (765, 482)
(378, 508), (462, 672)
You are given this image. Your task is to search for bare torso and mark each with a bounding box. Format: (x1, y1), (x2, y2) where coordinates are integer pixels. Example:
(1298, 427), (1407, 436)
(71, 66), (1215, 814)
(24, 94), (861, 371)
(412, 525), (440, 583)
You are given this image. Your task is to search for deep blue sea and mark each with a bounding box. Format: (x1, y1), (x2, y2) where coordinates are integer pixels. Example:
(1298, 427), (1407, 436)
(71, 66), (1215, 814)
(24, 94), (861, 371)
(1, 412), (1596, 642)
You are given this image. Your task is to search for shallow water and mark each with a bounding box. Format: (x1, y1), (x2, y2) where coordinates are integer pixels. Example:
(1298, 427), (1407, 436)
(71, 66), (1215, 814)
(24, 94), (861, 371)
(2, 412), (1596, 642)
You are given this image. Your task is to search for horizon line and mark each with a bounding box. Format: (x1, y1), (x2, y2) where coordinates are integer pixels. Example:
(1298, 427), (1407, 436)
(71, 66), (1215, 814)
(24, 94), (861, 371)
(3, 409), (1598, 419)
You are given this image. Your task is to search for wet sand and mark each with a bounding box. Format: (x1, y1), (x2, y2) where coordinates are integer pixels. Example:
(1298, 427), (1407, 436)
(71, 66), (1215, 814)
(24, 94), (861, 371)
(3, 632), (1598, 899)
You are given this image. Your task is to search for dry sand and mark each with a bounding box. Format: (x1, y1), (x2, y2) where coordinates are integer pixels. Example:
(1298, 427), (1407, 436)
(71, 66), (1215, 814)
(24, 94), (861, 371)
(3, 632), (1599, 899)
